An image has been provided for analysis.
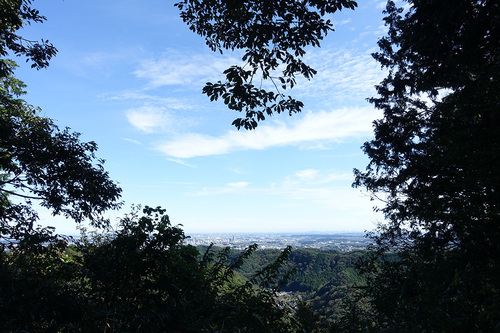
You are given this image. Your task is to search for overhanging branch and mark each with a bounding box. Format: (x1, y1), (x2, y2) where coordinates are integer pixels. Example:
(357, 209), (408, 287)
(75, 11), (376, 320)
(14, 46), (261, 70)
(0, 187), (41, 200)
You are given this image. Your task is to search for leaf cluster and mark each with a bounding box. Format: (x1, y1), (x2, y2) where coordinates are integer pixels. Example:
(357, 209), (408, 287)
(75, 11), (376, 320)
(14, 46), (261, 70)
(175, 0), (357, 129)
(1, 2), (121, 244)
(0, 0), (57, 77)
(1, 65), (122, 230)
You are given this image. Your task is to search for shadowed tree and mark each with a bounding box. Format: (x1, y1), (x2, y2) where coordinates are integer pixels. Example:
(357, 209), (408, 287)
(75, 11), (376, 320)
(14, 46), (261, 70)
(353, 0), (500, 331)
(1, 206), (320, 332)
(1, 0), (121, 246)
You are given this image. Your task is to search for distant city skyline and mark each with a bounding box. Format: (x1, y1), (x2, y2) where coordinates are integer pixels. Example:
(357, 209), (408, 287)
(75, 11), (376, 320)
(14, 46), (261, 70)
(184, 232), (370, 251)
(17, 0), (388, 234)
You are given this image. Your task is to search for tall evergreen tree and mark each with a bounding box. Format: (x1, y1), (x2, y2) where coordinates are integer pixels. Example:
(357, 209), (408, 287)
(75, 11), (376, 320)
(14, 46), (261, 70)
(354, 0), (500, 331)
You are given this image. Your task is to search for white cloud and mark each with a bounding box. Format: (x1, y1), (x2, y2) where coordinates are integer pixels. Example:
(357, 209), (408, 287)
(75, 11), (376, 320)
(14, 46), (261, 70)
(158, 133), (231, 158)
(62, 48), (144, 78)
(333, 18), (352, 26)
(321, 173), (353, 182)
(279, 170), (354, 205)
(298, 48), (385, 106)
(228, 181), (250, 188)
(133, 50), (239, 88)
(102, 90), (196, 110)
(122, 138), (143, 145)
(156, 106), (380, 158)
(186, 169), (375, 216)
(288, 169), (352, 186)
(161, 181), (197, 185)
(125, 105), (172, 133)
(194, 181), (251, 196)
(296, 169), (319, 180)
(166, 158), (197, 168)
(375, 0), (387, 9)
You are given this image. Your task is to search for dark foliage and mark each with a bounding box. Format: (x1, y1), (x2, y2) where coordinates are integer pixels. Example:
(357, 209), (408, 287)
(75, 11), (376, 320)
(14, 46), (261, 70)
(175, 0), (357, 129)
(354, 0), (500, 331)
(0, 0), (57, 77)
(224, 246), (373, 329)
(226, 248), (365, 292)
(0, 206), (321, 332)
(1, 1), (122, 247)
(0, 73), (122, 222)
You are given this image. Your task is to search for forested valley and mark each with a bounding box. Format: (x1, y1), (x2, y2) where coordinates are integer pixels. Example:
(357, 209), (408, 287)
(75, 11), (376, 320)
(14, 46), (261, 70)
(1, 0), (499, 332)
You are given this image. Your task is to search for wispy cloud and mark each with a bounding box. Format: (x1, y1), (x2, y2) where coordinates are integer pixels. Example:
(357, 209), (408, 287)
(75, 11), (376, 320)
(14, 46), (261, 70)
(194, 181), (251, 196)
(228, 181), (250, 188)
(161, 181), (197, 185)
(280, 169), (367, 210)
(61, 48), (144, 78)
(287, 169), (352, 186)
(156, 106), (380, 158)
(298, 48), (385, 106)
(122, 138), (143, 145)
(125, 105), (173, 133)
(375, 0), (388, 9)
(102, 90), (196, 110)
(295, 169), (319, 180)
(133, 50), (239, 88)
(166, 158), (197, 168)
(188, 169), (372, 213)
(333, 18), (352, 26)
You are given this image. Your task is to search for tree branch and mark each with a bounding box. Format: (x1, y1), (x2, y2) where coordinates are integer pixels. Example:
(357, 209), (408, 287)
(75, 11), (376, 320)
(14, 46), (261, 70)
(0, 187), (41, 200)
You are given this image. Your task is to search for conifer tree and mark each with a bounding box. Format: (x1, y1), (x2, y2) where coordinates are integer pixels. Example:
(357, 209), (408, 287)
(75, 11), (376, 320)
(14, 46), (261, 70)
(354, 0), (500, 330)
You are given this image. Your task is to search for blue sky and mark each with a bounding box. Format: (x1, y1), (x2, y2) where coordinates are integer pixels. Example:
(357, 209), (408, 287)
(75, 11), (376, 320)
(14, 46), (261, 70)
(15, 0), (389, 235)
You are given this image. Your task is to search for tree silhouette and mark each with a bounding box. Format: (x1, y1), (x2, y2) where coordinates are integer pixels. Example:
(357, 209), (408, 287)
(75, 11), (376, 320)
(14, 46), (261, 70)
(175, 0), (357, 129)
(354, 0), (500, 330)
